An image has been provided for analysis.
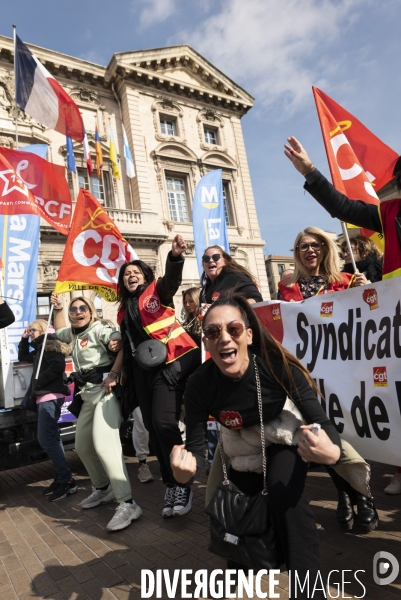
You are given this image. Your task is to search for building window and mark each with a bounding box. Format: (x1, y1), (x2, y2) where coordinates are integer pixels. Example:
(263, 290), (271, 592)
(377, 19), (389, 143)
(77, 169), (113, 207)
(166, 176), (189, 222)
(204, 127), (218, 145)
(269, 282), (274, 296)
(290, 264), (294, 268)
(278, 264), (285, 275)
(266, 264), (272, 278)
(160, 117), (177, 136)
(222, 182), (234, 226)
(37, 296), (50, 317)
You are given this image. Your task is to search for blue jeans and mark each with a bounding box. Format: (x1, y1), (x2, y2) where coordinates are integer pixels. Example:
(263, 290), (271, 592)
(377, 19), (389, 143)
(37, 399), (71, 483)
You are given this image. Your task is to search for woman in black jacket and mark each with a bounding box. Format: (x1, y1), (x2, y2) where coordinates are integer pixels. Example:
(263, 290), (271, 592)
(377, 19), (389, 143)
(18, 320), (76, 502)
(117, 234), (200, 518)
(201, 245), (263, 305)
(340, 235), (383, 283)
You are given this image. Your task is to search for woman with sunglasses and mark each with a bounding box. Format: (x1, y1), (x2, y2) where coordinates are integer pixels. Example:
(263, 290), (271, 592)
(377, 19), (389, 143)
(18, 320), (76, 502)
(277, 227), (378, 533)
(50, 294), (141, 532)
(117, 234), (200, 519)
(201, 246), (263, 305)
(277, 226), (367, 301)
(171, 294), (342, 597)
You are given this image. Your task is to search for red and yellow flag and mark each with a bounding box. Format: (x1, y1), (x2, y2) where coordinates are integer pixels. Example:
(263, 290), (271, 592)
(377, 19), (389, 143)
(55, 189), (137, 301)
(313, 87), (398, 250)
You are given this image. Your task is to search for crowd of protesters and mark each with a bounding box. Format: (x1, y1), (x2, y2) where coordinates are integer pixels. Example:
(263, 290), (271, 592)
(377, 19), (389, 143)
(2, 136), (398, 597)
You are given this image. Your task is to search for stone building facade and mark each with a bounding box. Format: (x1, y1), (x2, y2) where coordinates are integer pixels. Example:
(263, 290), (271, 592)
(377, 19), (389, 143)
(0, 36), (268, 321)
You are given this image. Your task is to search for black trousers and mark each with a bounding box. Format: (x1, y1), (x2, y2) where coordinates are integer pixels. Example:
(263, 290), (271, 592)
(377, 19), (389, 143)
(229, 445), (324, 600)
(133, 366), (183, 486)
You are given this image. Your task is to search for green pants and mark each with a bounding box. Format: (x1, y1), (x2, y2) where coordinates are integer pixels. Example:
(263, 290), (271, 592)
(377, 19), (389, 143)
(75, 383), (132, 503)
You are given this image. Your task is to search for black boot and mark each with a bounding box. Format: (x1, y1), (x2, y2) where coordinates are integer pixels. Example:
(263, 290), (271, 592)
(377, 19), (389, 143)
(355, 494), (379, 532)
(336, 491), (355, 531)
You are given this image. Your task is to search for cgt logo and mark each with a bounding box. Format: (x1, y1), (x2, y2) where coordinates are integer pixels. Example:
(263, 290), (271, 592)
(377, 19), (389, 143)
(143, 295), (160, 314)
(363, 288), (379, 310)
(373, 367), (388, 387)
(373, 551), (399, 585)
(219, 411), (243, 429)
(272, 306), (281, 321)
(320, 301), (334, 318)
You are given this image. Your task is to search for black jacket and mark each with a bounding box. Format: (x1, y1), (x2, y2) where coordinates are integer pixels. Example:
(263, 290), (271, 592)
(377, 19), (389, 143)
(202, 269), (263, 304)
(0, 302), (15, 328)
(18, 334), (70, 410)
(342, 252), (383, 283)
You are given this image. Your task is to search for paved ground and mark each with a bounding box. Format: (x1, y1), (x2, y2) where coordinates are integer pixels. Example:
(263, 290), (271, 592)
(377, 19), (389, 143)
(0, 449), (400, 599)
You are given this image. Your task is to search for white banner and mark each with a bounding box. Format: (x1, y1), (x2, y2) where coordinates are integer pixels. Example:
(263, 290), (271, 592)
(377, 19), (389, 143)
(254, 278), (401, 466)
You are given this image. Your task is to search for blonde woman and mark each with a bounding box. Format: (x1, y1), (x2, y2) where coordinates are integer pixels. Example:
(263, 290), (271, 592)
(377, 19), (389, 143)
(50, 294), (141, 532)
(18, 319), (75, 502)
(277, 226), (367, 301)
(182, 287), (202, 338)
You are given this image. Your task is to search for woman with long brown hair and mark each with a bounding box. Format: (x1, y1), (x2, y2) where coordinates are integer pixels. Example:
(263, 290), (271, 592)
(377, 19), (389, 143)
(171, 294), (341, 598)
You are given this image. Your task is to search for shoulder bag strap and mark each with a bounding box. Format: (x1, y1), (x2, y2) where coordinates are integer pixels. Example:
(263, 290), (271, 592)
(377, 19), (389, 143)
(123, 311), (136, 356)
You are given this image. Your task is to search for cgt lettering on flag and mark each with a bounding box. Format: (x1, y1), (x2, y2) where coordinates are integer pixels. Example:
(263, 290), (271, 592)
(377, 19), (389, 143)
(320, 302), (334, 318)
(55, 189), (138, 301)
(363, 288), (379, 310)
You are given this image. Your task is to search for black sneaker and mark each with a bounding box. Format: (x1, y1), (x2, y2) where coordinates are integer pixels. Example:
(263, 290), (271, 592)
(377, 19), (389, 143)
(162, 486), (176, 518)
(173, 486), (193, 516)
(42, 480), (59, 496)
(48, 479), (78, 502)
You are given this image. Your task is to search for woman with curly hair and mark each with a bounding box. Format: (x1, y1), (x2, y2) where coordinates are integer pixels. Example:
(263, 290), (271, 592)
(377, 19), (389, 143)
(340, 235), (383, 283)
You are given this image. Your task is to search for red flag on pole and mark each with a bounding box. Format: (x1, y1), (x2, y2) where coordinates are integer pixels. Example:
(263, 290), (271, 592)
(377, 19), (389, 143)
(313, 87), (391, 249)
(0, 148), (71, 234)
(55, 189), (138, 301)
(313, 88), (398, 191)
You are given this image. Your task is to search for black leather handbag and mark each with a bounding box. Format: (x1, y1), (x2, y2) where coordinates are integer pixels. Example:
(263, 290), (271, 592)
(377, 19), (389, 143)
(205, 355), (283, 570)
(124, 312), (174, 371)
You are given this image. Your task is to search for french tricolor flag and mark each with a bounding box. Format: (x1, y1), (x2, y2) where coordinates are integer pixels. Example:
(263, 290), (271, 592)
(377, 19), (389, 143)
(15, 35), (84, 143)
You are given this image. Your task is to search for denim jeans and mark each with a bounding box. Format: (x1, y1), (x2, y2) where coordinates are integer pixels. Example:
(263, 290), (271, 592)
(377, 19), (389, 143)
(37, 399), (71, 483)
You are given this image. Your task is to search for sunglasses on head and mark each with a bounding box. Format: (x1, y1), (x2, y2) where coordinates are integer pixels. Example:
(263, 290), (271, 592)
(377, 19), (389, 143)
(202, 253), (221, 263)
(203, 321), (245, 341)
(69, 304), (90, 315)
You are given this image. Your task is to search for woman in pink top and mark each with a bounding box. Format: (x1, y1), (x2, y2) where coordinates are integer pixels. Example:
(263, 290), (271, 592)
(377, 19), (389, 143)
(18, 320), (76, 502)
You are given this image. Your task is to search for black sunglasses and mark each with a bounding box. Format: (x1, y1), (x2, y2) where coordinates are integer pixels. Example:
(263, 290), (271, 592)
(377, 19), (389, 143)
(203, 321), (245, 341)
(202, 253), (221, 263)
(69, 304), (90, 314)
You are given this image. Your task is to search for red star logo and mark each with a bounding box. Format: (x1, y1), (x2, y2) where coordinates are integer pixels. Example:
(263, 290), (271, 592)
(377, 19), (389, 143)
(0, 169), (29, 197)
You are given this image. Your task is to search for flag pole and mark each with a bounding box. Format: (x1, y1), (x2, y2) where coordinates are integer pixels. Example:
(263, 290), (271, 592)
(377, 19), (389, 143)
(12, 25), (18, 149)
(35, 303), (54, 379)
(340, 221), (358, 273)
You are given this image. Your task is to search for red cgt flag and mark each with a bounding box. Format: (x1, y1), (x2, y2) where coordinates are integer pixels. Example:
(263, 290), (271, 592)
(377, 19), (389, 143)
(313, 88), (398, 191)
(313, 87), (393, 249)
(0, 147), (71, 234)
(55, 189), (138, 301)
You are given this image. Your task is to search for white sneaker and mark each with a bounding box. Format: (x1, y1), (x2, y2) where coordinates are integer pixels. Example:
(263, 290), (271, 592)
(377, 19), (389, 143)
(173, 486), (193, 516)
(384, 471), (401, 494)
(80, 485), (115, 509)
(138, 463), (154, 483)
(162, 486), (176, 518)
(106, 502), (142, 532)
